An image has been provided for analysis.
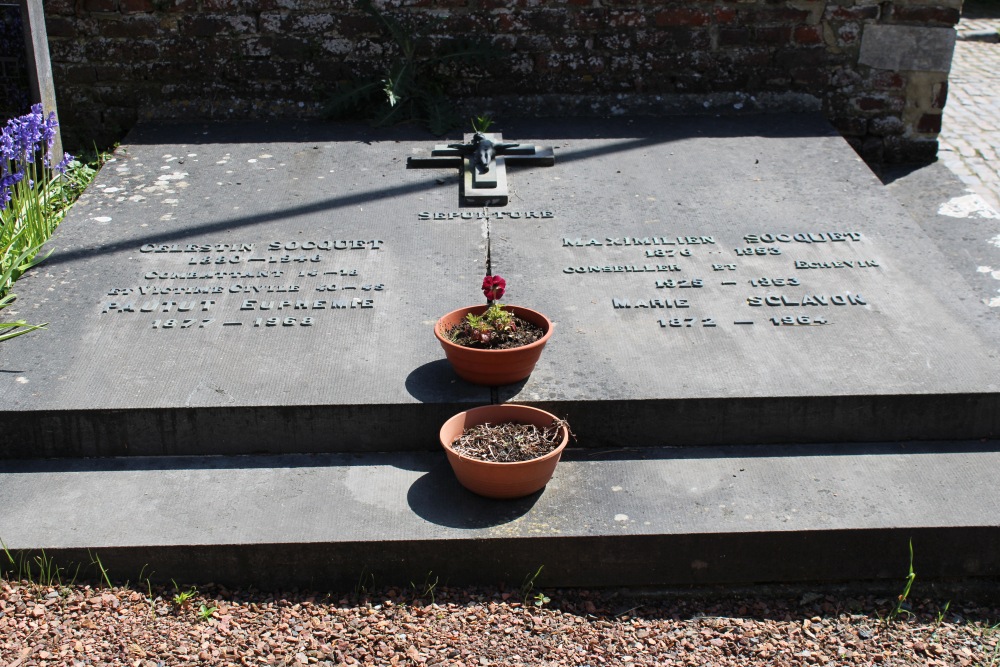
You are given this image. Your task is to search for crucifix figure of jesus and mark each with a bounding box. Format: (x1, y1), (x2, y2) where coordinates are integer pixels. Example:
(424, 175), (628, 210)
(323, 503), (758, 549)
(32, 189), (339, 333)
(406, 132), (555, 206)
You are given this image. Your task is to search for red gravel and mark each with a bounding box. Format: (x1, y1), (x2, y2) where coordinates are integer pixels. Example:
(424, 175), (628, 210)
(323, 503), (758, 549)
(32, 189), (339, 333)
(1, 578), (998, 666)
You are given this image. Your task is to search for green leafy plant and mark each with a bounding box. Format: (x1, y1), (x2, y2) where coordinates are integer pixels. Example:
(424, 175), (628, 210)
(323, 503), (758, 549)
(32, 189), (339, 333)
(197, 603), (218, 621)
(520, 565), (544, 604)
(171, 580), (197, 609)
(471, 115), (494, 133)
(325, 0), (497, 135)
(533, 592), (551, 608)
(452, 275), (518, 346)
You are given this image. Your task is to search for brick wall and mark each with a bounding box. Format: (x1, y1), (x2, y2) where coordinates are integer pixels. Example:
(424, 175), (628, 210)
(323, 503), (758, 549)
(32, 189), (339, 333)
(44, 0), (960, 163)
(1, 6), (30, 121)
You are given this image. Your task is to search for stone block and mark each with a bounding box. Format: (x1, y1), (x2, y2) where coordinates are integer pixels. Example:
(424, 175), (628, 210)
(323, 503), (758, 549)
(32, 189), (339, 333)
(3, 116), (997, 458)
(858, 24), (956, 73)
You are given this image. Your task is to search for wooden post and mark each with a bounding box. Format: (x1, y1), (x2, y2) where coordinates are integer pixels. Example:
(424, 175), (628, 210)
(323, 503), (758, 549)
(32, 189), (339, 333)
(18, 0), (62, 158)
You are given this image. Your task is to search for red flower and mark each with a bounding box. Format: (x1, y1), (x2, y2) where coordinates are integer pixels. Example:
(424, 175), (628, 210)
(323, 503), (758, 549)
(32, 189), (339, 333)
(482, 275), (506, 301)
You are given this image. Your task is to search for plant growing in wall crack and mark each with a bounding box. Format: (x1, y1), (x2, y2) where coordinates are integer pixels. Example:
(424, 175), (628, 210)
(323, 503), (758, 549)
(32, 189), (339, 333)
(324, 0), (497, 135)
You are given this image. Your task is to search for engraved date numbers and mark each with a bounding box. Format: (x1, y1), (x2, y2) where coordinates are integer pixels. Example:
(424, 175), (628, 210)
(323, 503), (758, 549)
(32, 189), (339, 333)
(658, 317), (717, 328)
(770, 316), (827, 326)
(645, 248), (692, 258)
(749, 277), (800, 287)
(152, 319), (215, 329)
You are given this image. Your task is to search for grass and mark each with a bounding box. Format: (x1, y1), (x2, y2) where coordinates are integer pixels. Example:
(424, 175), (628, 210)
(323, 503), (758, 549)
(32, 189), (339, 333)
(1, 537), (81, 589)
(881, 539), (916, 626)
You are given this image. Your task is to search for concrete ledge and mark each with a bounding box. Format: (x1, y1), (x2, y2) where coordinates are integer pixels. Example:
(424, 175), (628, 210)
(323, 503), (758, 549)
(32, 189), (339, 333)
(2, 442), (998, 589)
(3, 393), (999, 459)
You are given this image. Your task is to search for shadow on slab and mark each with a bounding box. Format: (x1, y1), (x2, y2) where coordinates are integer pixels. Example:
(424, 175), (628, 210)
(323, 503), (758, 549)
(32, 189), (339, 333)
(403, 359), (493, 404)
(406, 463), (541, 529)
(39, 114), (837, 269)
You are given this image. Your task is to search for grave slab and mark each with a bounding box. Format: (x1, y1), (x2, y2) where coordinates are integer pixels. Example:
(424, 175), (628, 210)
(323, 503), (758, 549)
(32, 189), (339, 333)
(1, 115), (998, 458)
(488, 116), (1000, 446)
(0, 122), (491, 457)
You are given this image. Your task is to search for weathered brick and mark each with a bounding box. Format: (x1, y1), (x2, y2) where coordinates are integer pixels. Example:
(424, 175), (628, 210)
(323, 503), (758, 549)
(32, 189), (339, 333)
(45, 16), (78, 38)
(718, 28), (750, 47)
(836, 22), (861, 46)
(884, 136), (938, 163)
(869, 115), (904, 136)
(59, 64), (98, 84)
(99, 16), (161, 38)
(870, 71), (905, 90)
(714, 6), (738, 24)
(747, 6), (810, 24)
(775, 46), (831, 69)
(792, 25), (823, 45)
(754, 25), (791, 45)
(854, 95), (904, 112)
(155, 0), (199, 13)
(177, 14), (257, 37)
(93, 63), (136, 81)
(830, 115), (867, 136)
(654, 8), (711, 27)
(45, 0), (77, 15)
(916, 112), (942, 133)
(824, 5), (879, 22)
(120, 0), (155, 13)
(605, 10), (646, 29)
(83, 0), (118, 12)
(789, 66), (829, 87)
(932, 81), (948, 109)
(888, 6), (960, 27)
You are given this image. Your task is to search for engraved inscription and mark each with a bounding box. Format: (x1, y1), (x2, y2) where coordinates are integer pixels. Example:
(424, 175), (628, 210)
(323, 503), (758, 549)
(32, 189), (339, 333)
(561, 230), (881, 330)
(746, 294), (867, 307)
(102, 240), (387, 332)
(419, 211), (554, 220)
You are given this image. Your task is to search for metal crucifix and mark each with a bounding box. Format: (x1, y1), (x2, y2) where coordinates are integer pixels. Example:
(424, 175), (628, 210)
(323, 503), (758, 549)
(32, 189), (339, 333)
(406, 132), (555, 206)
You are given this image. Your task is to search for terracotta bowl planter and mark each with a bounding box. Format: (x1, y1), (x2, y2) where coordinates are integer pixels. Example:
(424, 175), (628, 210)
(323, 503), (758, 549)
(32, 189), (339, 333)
(439, 404), (569, 499)
(434, 305), (552, 386)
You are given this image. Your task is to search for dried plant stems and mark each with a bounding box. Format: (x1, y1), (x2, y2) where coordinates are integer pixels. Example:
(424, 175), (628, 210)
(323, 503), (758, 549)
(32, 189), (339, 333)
(451, 420), (568, 463)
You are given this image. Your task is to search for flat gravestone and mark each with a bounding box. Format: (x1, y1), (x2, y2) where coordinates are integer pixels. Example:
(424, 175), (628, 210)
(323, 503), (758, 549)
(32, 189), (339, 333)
(2, 115), (998, 458)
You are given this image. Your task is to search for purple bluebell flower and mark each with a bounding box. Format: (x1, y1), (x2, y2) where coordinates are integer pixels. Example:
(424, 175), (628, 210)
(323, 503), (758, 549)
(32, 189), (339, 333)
(1, 105), (74, 214)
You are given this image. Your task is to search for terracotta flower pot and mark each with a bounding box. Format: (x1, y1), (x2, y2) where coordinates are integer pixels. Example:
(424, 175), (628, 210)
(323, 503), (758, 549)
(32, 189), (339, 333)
(434, 305), (552, 386)
(439, 404), (569, 499)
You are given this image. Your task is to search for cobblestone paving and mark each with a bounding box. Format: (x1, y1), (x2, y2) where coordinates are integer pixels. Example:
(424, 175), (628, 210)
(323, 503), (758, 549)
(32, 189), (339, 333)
(938, 10), (1000, 212)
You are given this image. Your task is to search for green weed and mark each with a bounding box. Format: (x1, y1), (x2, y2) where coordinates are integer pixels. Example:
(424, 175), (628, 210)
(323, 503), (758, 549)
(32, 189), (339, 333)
(410, 571), (439, 605)
(88, 551), (113, 589)
(171, 580), (197, 609)
(471, 115), (494, 133)
(354, 566), (375, 599)
(883, 539), (916, 625)
(0, 539), (81, 589)
(197, 604), (218, 622)
(520, 565), (546, 605)
(324, 0), (497, 135)
(532, 592), (551, 608)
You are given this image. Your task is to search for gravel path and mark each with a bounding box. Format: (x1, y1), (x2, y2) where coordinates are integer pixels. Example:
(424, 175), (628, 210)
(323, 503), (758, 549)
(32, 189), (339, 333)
(2, 578), (997, 666)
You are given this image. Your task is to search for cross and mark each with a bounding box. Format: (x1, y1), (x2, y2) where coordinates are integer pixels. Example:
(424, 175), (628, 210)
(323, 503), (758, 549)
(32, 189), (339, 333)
(406, 132), (555, 206)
